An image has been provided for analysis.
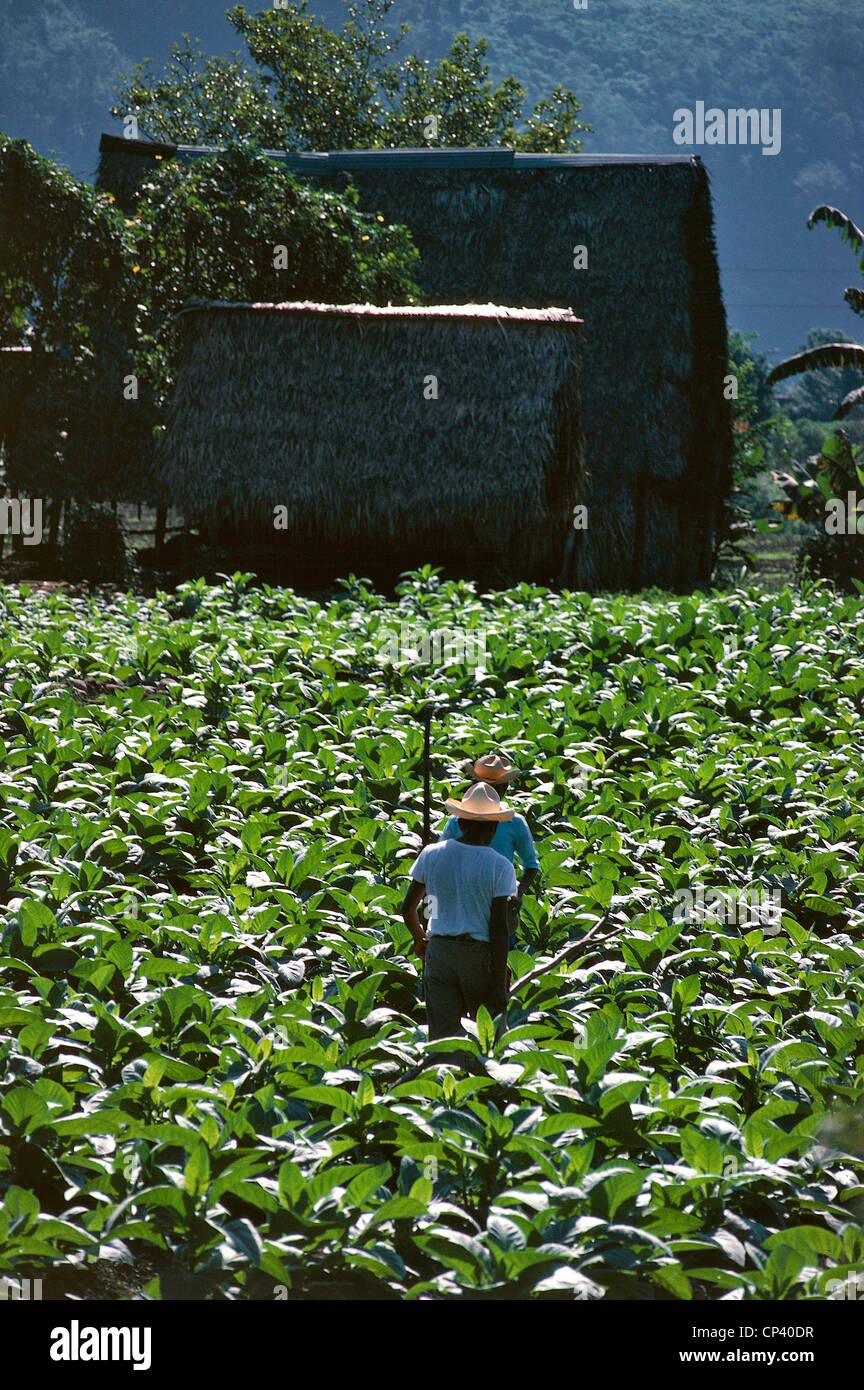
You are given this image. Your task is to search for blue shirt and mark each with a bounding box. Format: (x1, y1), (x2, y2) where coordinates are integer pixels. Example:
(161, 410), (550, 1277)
(439, 812), (539, 870)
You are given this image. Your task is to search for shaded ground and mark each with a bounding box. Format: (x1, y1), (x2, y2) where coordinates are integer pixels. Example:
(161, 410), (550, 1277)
(0, 504), (806, 596)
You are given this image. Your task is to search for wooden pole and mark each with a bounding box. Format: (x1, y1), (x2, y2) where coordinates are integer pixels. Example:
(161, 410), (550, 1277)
(422, 707), (433, 845)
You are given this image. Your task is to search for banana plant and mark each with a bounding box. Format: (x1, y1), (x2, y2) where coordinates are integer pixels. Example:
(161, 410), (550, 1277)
(768, 206), (864, 419)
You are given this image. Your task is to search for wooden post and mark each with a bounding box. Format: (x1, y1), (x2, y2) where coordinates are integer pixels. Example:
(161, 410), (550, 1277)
(46, 497), (59, 550)
(10, 489), (20, 557)
(154, 505), (167, 558)
(422, 707), (433, 846)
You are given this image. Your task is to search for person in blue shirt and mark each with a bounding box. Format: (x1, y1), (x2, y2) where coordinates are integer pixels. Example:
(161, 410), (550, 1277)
(438, 753), (540, 946)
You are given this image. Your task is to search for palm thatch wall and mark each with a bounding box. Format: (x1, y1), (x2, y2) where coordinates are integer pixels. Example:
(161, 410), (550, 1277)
(310, 155), (729, 593)
(98, 140), (731, 591)
(156, 301), (583, 584)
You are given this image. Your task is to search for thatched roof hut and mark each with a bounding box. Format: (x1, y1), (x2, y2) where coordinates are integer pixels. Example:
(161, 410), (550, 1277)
(99, 138), (731, 591)
(156, 300), (583, 586)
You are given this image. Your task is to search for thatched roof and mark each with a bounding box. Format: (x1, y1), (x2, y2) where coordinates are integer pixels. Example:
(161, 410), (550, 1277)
(305, 157), (729, 593)
(98, 139), (731, 591)
(156, 300), (583, 584)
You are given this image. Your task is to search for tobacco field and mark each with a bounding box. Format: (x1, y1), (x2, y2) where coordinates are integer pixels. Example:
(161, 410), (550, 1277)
(1, 571), (863, 1300)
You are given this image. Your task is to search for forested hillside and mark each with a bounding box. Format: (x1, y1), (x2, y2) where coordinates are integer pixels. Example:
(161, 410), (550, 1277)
(344, 0), (861, 171)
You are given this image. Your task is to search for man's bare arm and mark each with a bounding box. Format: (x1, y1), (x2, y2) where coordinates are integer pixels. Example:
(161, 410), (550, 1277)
(518, 866), (539, 900)
(489, 896), (510, 1010)
(401, 880), (428, 959)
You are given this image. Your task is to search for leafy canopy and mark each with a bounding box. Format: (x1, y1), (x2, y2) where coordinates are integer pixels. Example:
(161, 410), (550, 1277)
(0, 133), (420, 498)
(0, 132), (135, 356)
(768, 429), (864, 590)
(112, 0), (590, 152)
(131, 144), (421, 403)
(0, 132), (149, 502)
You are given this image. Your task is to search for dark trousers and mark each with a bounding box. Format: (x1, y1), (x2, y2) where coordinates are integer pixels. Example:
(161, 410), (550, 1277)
(423, 936), (498, 1042)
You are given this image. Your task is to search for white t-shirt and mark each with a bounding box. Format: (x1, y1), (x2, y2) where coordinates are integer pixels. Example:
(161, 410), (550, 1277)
(411, 840), (517, 941)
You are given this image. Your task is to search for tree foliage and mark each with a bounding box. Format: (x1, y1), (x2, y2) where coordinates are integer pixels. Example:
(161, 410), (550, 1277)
(769, 429), (864, 590)
(131, 145), (421, 404)
(0, 132), (145, 502)
(0, 133), (134, 356)
(0, 133), (421, 507)
(727, 331), (783, 488)
(112, 0), (589, 152)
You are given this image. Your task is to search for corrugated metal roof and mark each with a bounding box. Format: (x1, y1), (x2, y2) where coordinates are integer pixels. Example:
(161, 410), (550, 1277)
(99, 134), (178, 157)
(327, 147), (517, 169)
(98, 133), (696, 169)
(513, 153), (696, 166)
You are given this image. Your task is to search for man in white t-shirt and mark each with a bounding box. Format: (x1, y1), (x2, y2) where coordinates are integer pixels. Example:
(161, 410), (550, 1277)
(401, 782), (518, 1044)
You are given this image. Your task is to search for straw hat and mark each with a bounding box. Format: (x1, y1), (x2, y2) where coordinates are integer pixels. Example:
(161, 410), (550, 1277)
(458, 753), (519, 784)
(445, 782), (514, 821)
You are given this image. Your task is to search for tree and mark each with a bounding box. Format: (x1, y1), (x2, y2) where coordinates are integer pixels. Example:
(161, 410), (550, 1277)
(715, 331), (795, 582)
(0, 135), (420, 525)
(130, 145), (421, 408)
(0, 132), (145, 511)
(111, 36), (282, 150)
(768, 206), (864, 420)
(0, 135), (134, 357)
(112, 0), (590, 152)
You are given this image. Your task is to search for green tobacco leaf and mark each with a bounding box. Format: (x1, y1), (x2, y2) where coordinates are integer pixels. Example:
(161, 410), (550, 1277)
(476, 1005), (495, 1053)
(764, 1244), (807, 1295)
(292, 1085), (355, 1113)
(366, 1196), (429, 1229)
(487, 1215), (526, 1251)
(355, 1074), (375, 1110)
(221, 1218), (263, 1264)
(3, 1087), (49, 1134)
(672, 974), (700, 1009)
(763, 1226), (842, 1260)
(650, 1263), (692, 1299)
(345, 1163), (391, 1207)
(184, 1142), (211, 1199)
